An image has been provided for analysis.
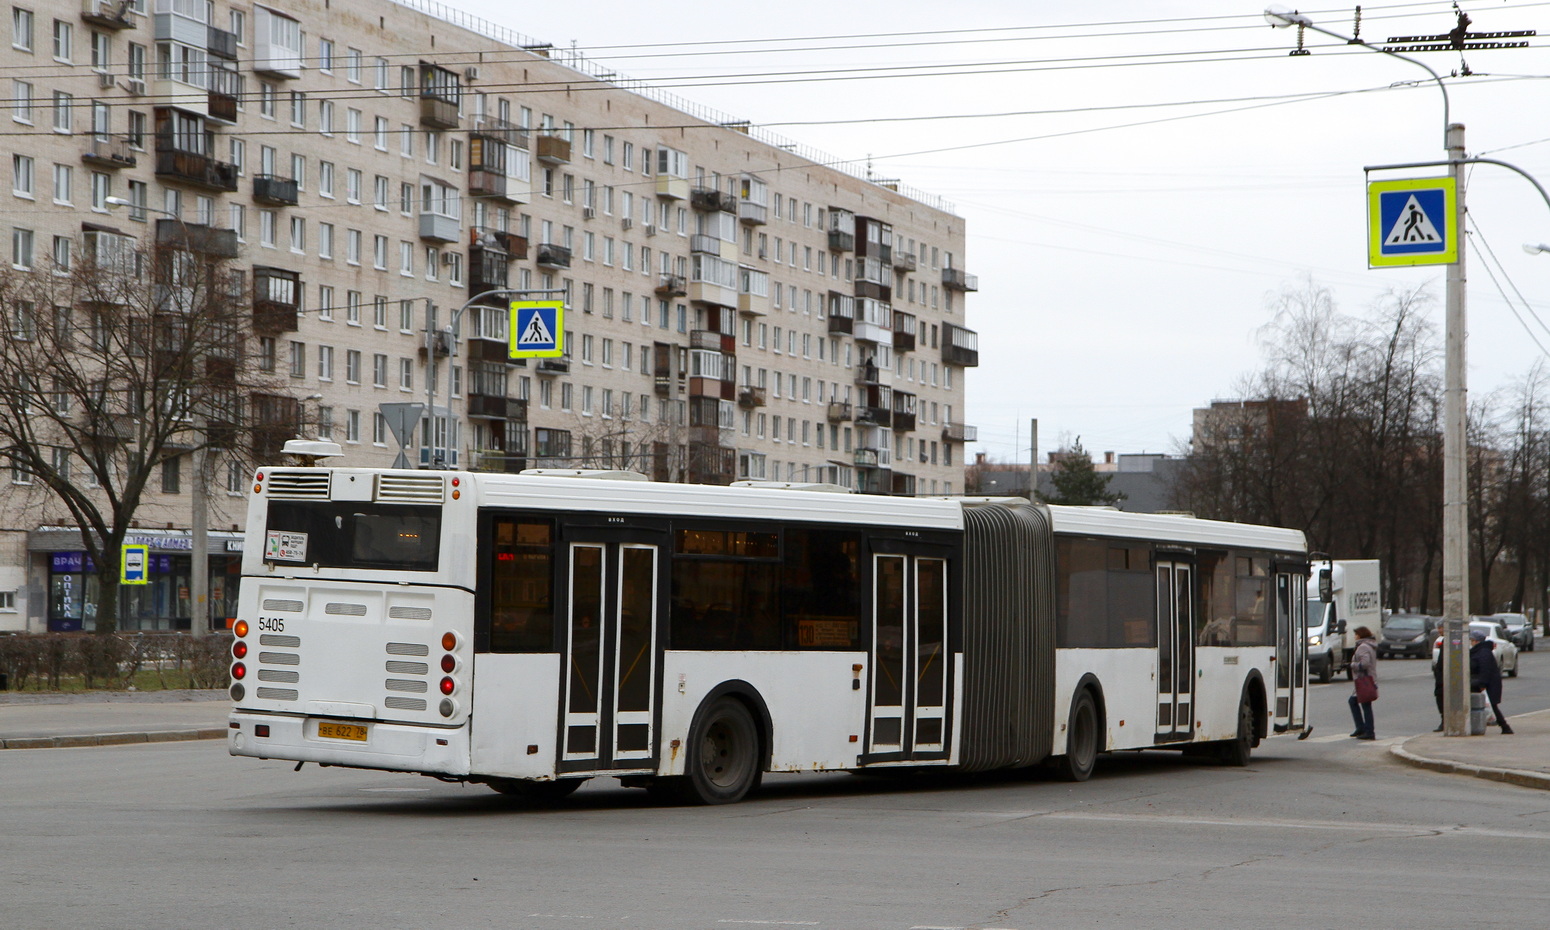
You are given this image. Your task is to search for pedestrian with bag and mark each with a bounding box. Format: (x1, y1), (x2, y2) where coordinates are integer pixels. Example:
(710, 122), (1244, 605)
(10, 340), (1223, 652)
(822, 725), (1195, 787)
(1469, 628), (1514, 734)
(1348, 625), (1379, 740)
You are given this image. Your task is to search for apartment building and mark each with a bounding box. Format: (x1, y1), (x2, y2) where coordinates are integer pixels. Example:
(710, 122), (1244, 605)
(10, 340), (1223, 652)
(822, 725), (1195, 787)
(0, 0), (980, 632)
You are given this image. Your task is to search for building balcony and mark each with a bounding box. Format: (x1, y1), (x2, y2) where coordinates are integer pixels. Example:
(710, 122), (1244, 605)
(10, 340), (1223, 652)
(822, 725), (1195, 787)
(82, 0), (137, 30)
(655, 274), (687, 297)
(891, 472), (917, 497)
(473, 117), (528, 149)
(854, 280), (891, 303)
(738, 288), (769, 317)
(154, 148), (238, 192)
(252, 174), (298, 206)
(535, 243), (572, 268)
(419, 95), (460, 130)
(943, 421), (978, 443)
(690, 233), (721, 255)
(737, 386), (767, 408)
(656, 176), (690, 200)
(893, 250), (917, 272)
(691, 187), (736, 213)
(155, 218), (238, 257)
(536, 357), (571, 375)
(471, 227), (527, 260)
(892, 411), (916, 433)
(853, 320), (891, 345)
(942, 267), (979, 292)
(827, 313), (853, 335)
(854, 448), (881, 469)
(943, 322), (980, 367)
(827, 229), (855, 252)
(738, 200), (767, 225)
(468, 168), (508, 200)
(691, 330), (735, 353)
(82, 134), (137, 169)
(892, 313), (916, 353)
(535, 134), (571, 164)
(206, 26), (237, 60)
(467, 336), (512, 363)
(419, 212), (461, 243)
(470, 247), (510, 296)
(827, 401), (852, 423)
(252, 267), (301, 335)
(855, 405), (892, 429)
(688, 279), (738, 308)
(467, 394), (527, 420)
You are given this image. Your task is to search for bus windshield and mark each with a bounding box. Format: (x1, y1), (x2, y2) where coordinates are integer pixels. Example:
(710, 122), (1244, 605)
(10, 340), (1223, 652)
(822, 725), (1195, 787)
(263, 502), (441, 571)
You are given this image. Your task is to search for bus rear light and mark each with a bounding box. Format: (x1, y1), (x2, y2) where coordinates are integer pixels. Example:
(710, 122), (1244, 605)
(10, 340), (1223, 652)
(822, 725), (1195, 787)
(234, 620), (249, 638)
(439, 676), (455, 695)
(233, 641), (248, 659)
(230, 683), (245, 701)
(441, 631), (458, 651)
(450, 477), (460, 487)
(232, 662), (247, 680)
(441, 654), (456, 673)
(255, 724), (271, 738)
(452, 489), (460, 500)
(439, 698), (457, 718)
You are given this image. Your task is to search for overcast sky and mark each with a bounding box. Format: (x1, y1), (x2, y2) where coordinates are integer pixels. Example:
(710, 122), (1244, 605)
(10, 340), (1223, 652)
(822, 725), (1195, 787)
(447, 0), (1550, 463)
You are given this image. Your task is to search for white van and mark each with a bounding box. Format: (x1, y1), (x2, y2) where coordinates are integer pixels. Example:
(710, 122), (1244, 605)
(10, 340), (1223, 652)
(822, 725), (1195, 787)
(1306, 560), (1382, 683)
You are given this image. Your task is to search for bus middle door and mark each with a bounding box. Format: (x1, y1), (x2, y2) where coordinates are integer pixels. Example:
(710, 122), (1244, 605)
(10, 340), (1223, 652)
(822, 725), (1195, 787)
(558, 525), (666, 776)
(1155, 555), (1196, 743)
(867, 542), (952, 764)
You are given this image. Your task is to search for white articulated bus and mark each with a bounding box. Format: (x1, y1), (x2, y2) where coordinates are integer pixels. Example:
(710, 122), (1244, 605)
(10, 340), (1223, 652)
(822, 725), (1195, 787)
(227, 462), (1308, 803)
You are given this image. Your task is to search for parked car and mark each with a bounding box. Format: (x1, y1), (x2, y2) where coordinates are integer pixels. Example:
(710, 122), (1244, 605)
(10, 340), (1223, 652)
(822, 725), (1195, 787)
(1378, 613), (1435, 659)
(1433, 620), (1520, 678)
(1485, 612), (1535, 652)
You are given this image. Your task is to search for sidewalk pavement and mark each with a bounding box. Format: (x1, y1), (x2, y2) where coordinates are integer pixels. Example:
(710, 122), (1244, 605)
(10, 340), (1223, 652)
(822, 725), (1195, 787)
(0, 690), (229, 749)
(1, 691), (1548, 791)
(1389, 707), (1550, 791)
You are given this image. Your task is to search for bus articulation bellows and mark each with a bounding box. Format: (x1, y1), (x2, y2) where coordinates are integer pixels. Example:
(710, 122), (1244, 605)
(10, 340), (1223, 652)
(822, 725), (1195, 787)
(228, 464), (1309, 803)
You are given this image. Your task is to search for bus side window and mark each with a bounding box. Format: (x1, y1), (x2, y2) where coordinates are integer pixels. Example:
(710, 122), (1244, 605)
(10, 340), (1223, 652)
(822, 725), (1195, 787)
(489, 518), (556, 653)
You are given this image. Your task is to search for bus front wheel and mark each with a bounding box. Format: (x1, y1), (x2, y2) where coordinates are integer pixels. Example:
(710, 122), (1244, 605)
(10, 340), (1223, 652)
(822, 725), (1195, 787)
(1056, 690), (1099, 782)
(677, 696), (763, 805)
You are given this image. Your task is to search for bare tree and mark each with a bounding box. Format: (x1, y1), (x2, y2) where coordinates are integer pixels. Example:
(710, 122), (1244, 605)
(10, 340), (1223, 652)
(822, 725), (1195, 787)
(0, 232), (281, 633)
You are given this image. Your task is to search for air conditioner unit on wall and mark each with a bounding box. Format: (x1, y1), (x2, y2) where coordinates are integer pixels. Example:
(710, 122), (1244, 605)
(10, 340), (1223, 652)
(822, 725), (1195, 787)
(97, 71), (116, 89)
(582, 206), (596, 220)
(644, 224), (656, 237)
(621, 217), (633, 230)
(126, 77), (145, 96)
(464, 66), (480, 81)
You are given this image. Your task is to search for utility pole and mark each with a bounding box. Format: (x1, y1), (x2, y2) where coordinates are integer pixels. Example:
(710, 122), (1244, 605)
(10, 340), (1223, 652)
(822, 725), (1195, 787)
(1029, 418), (1038, 500)
(1441, 123), (1469, 736)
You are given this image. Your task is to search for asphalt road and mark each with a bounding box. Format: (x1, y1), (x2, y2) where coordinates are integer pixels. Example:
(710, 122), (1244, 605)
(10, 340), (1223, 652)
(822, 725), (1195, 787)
(6, 654), (1549, 930)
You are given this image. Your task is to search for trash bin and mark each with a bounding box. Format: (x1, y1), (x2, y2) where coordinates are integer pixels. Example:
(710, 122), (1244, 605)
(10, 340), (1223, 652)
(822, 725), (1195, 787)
(1469, 692), (1488, 735)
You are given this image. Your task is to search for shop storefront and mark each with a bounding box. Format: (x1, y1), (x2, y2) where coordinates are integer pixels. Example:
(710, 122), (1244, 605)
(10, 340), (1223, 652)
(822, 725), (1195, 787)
(29, 528), (245, 632)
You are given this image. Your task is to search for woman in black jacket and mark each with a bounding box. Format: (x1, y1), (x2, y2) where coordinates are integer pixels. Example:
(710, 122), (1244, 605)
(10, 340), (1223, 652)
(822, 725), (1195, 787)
(1470, 629), (1514, 734)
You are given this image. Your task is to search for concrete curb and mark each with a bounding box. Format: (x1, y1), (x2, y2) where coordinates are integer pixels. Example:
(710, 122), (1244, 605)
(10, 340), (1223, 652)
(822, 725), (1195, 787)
(1389, 740), (1550, 791)
(0, 727), (228, 750)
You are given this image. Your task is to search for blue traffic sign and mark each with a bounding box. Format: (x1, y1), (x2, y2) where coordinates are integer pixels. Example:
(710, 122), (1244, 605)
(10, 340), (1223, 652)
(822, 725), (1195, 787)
(1368, 177), (1457, 267)
(509, 300), (564, 358)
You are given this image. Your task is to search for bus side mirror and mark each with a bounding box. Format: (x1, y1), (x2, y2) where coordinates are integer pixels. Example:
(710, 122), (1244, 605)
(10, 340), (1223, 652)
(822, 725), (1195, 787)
(1318, 568), (1333, 603)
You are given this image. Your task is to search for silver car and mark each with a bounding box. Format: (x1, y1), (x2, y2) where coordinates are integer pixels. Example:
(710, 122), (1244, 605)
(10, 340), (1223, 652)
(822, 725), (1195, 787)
(1485, 612), (1535, 652)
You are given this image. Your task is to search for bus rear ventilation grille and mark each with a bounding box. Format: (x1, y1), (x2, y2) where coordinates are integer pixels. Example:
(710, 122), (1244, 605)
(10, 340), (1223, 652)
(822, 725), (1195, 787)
(385, 660), (429, 675)
(265, 471), (332, 499)
(375, 473), (445, 503)
(386, 678), (428, 693)
(258, 651), (300, 666)
(257, 669), (299, 683)
(386, 642), (429, 656)
(325, 602), (368, 616)
(262, 599), (304, 612)
(388, 606), (433, 621)
(259, 633), (300, 647)
(256, 687), (299, 701)
(384, 696), (427, 711)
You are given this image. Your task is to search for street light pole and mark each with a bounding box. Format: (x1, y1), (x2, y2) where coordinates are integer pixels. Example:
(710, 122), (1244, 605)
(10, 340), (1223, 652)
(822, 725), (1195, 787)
(1263, 8), (1470, 734)
(104, 196), (214, 634)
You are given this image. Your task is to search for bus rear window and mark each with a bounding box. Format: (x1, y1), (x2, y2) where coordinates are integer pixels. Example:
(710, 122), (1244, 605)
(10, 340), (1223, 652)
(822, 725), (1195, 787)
(263, 502), (441, 571)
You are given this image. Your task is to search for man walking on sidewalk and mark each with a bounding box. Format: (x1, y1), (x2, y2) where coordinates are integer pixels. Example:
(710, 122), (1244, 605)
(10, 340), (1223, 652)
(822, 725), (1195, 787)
(1470, 629), (1514, 735)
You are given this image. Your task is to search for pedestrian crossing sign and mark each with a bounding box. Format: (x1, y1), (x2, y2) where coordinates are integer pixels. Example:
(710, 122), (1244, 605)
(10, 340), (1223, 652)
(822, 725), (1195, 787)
(509, 300), (564, 358)
(1369, 176), (1457, 267)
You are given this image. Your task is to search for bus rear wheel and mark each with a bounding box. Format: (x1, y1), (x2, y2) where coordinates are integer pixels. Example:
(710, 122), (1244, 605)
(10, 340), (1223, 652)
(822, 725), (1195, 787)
(487, 777), (587, 801)
(679, 696), (763, 804)
(1055, 690), (1099, 782)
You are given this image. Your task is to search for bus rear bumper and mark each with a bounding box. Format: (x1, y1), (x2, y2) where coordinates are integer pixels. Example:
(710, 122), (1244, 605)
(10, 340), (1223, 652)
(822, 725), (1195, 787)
(228, 710), (470, 776)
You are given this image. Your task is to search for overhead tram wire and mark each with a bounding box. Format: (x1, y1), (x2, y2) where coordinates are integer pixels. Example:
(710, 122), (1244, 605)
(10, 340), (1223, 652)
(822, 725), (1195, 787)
(1468, 217), (1550, 355)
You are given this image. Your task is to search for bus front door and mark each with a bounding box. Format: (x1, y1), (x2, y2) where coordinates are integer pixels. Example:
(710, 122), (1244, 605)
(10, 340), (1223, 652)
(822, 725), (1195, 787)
(560, 539), (661, 774)
(868, 553), (950, 762)
(1273, 568), (1308, 734)
(1155, 559), (1195, 743)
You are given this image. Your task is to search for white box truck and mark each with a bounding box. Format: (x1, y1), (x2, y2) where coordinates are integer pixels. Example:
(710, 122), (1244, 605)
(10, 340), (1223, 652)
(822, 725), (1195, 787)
(1306, 559), (1382, 683)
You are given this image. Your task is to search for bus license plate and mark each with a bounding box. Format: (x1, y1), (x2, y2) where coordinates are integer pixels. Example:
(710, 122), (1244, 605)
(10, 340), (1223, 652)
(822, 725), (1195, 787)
(318, 722), (368, 742)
